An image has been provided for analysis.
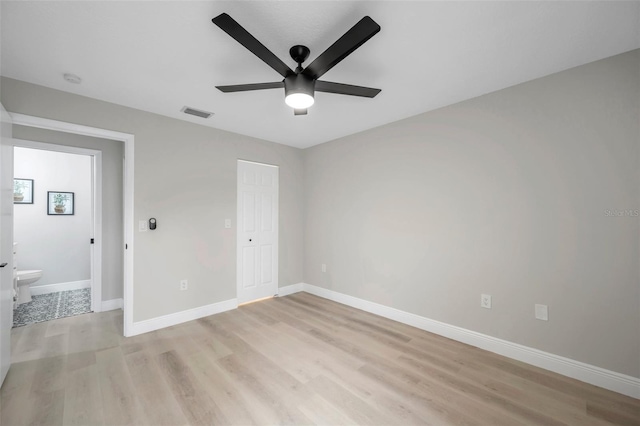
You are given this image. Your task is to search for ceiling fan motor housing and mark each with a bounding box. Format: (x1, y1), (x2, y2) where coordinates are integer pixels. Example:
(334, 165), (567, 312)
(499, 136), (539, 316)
(284, 73), (316, 99)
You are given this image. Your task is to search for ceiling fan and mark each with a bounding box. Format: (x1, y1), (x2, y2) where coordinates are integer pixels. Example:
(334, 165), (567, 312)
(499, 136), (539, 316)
(212, 13), (381, 116)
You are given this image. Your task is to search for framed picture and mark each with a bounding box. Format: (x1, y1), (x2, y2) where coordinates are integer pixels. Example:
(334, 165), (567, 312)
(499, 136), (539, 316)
(47, 191), (74, 215)
(14, 179), (34, 204)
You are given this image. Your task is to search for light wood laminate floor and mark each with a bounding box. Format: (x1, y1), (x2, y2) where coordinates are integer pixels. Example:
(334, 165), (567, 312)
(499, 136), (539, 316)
(1, 293), (639, 425)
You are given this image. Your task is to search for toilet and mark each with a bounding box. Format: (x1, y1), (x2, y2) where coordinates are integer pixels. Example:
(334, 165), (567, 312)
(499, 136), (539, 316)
(16, 269), (42, 304)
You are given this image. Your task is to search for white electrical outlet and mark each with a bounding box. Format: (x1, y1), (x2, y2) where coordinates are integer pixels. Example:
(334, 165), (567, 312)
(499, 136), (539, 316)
(139, 220), (148, 232)
(321, 264), (327, 273)
(535, 304), (548, 321)
(481, 294), (492, 309)
(180, 279), (188, 291)
(224, 219), (231, 229)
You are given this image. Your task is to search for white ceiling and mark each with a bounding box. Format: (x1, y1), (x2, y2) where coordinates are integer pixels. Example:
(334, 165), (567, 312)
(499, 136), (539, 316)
(1, 1), (639, 149)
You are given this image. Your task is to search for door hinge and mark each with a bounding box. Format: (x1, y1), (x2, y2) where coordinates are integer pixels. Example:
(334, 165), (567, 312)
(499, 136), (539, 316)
(90, 238), (95, 244)
(125, 244), (128, 249)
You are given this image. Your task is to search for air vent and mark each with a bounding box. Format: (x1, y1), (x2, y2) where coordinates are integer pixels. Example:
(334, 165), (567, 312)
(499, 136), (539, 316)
(181, 106), (214, 119)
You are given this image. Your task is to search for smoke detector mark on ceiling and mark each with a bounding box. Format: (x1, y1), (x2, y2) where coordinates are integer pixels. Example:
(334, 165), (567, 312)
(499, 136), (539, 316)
(181, 106), (214, 119)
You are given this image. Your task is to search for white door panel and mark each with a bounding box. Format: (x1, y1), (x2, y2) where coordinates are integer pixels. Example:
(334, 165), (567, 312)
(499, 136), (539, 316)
(0, 104), (13, 386)
(237, 160), (278, 304)
(260, 244), (273, 284)
(261, 194), (273, 231)
(242, 192), (255, 232)
(242, 246), (256, 289)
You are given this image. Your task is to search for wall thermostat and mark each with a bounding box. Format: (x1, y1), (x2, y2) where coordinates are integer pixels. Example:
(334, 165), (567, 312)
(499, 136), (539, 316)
(149, 218), (157, 230)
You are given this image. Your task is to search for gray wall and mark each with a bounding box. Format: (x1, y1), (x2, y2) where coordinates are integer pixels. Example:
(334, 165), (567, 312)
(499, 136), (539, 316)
(14, 147), (92, 287)
(1, 78), (305, 321)
(303, 50), (640, 378)
(12, 126), (124, 301)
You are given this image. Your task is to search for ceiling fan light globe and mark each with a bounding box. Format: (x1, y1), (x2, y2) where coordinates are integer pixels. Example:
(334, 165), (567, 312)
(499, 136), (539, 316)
(285, 93), (314, 109)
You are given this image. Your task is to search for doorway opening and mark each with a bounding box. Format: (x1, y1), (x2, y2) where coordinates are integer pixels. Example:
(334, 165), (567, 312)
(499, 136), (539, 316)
(9, 113), (135, 337)
(12, 144), (99, 327)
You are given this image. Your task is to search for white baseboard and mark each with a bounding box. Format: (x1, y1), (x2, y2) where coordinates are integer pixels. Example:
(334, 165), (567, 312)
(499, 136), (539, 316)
(127, 284), (304, 337)
(277, 283), (304, 297)
(299, 283), (640, 399)
(29, 279), (91, 296)
(101, 298), (123, 312)
(130, 298), (238, 336)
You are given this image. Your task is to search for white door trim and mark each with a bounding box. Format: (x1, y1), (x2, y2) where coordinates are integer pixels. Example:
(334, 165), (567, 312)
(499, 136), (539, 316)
(237, 160), (279, 304)
(12, 140), (102, 312)
(237, 159), (279, 167)
(9, 113), (135, 337)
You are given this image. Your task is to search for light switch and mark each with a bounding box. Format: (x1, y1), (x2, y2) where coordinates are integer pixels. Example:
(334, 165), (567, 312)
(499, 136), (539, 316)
(139, 220), (148, 232)
(224, 219), (231, 229)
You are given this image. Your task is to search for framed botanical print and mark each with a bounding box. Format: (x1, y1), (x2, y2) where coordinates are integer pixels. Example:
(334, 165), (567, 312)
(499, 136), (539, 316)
(47, 191), (75, 215)
(14, 179), (34, 204)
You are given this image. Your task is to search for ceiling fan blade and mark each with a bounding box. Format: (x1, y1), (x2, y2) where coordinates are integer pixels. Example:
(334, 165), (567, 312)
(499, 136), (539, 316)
(216, 82), (284, 93)
(315, 81), (380, 98)
(302, 16), (380, 79)
(294, 109), (308, 116)
(212, 13), (293, 78)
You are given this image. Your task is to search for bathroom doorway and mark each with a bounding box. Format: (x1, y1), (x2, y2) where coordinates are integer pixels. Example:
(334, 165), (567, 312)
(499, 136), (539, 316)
(11, 141), (102, 327)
